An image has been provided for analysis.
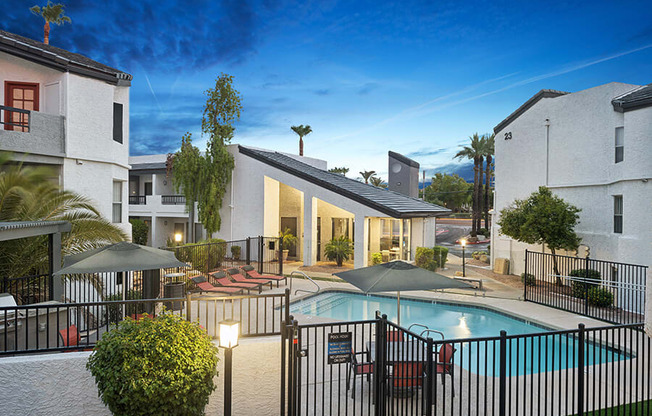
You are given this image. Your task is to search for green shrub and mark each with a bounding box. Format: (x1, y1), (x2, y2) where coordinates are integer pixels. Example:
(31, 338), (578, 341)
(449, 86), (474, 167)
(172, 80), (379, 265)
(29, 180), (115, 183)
(105, 290), (146, 324)
(569, 269), (601, 298)
(415, 247), (436, 271)
(230, 245), (241, 260)
(371, 252), (383, 265)
(279, 228), (298, 250)
(87, 314), (219, 416)
(129, 219), (149, 245)
(472, 251), (487, 260)
(324, 236), (353, 266)
(587, 287), (614, 308)
(174, 239), (226, 273)
(432, 246), (448, 268)
(521, 273), (536, 286)
(477, 227), (489, 237)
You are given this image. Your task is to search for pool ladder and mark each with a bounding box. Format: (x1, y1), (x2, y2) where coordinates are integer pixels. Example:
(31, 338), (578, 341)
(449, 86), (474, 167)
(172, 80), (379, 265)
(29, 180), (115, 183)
(408, 323), (445, 340)
(289, 270), (320, 295)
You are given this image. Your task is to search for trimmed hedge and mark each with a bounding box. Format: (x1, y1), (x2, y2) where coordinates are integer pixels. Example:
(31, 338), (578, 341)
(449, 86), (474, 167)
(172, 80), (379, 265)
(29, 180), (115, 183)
(433, 246), (448, 268)
(521, 273), (536, 286)
(175, 238), (226, 273)
(415, 247), (436, 271)
(570, 269), (601, 298)
(587, 287), (614, 308)
(371, 252), (383, 265)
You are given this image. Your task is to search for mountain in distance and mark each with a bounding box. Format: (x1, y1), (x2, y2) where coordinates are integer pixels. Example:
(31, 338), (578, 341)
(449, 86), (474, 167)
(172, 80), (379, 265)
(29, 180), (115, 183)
(419, 159), (495, 189)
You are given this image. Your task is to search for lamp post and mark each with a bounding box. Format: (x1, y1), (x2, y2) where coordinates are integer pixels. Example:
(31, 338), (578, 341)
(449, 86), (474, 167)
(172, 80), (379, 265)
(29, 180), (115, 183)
(219, 320), (240, 416)
(461, 239), (467, 277)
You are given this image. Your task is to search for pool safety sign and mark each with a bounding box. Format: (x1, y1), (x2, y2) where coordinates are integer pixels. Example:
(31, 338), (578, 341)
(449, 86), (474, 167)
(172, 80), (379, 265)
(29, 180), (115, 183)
(327, 332), (352, 364)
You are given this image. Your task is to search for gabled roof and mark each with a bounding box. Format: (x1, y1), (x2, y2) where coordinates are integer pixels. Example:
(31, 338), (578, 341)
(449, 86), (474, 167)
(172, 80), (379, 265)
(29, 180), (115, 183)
(0, 30), (132, 86)
(493, 89), (569, 133)
(238, 146), (450, 218)
(612, 84), (652, 112)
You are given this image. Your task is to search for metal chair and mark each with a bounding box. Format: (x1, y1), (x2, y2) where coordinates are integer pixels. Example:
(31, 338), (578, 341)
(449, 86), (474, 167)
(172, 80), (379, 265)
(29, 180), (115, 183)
(346, 350), (374, 398)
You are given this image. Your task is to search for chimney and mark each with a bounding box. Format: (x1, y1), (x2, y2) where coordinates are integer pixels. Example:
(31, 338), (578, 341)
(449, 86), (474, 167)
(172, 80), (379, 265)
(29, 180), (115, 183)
(388, 151), (419, 198)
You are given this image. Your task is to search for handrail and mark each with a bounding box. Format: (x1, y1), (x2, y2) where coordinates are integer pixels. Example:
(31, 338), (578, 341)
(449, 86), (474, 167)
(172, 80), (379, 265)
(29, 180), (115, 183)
(408, 323), (445, 340)
(290, 270), (320, 295)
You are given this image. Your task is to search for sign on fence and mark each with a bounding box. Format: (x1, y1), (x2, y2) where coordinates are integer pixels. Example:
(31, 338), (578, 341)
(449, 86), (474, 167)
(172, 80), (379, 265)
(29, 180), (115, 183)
(327, 332), (352, 364)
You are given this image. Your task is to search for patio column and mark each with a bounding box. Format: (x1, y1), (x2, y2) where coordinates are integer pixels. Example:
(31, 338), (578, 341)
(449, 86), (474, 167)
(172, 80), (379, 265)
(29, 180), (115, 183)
(646, 267), (652, 338)
(303, 196), (317, 266)
(49, 232), (63, 301)
(353, 213), (368, 269)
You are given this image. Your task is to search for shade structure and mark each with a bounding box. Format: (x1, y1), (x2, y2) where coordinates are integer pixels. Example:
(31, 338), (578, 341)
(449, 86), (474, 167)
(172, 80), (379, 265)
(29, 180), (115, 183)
(54, 241), (188, 275)
(334, 260), (473, 325)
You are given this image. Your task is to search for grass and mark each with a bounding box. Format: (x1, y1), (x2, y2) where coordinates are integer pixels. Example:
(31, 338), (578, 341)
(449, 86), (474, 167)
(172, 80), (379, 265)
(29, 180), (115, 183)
(578, 400), (651, 415)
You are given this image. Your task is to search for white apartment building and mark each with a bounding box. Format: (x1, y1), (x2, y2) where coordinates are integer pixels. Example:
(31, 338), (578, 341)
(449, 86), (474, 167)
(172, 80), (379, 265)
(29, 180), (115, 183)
(0, 30), (132, 236)
(492, 82), (652, 275)
(130, 146), (449, 268)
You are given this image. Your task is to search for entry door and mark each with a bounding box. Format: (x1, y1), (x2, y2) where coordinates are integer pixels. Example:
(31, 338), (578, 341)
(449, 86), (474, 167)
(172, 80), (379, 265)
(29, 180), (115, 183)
(280, 217), (298, 258)
(4, 82), (39, 131)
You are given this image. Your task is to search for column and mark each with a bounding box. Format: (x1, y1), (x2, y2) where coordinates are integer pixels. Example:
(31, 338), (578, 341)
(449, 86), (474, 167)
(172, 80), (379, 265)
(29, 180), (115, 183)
(303, 195), (317, 266)
(354, 213), (368, 269)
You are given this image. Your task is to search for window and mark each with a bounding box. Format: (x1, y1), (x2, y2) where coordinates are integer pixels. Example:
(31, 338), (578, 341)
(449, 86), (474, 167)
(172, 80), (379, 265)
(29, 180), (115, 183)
(615, 127), (624, 163)
(613, 195), (623, 234)
(113, 103), (123, 143)
(112, 181), (122, 223)
(144, 182), (152, 196)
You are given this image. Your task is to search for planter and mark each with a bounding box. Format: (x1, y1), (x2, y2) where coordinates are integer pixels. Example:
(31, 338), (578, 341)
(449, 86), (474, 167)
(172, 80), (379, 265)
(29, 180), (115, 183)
(275, 249), (291, 261)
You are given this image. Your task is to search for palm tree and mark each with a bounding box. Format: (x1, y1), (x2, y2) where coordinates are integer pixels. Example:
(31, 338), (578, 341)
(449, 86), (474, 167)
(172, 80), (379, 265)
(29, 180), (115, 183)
(454, 133), (484, 236)
(483, 133), (495, 229)
(369, 176), (387, 188)
(291, 125), (312, 156)
(0, 154), (126, 279)
(359, 170), (376, 184)
(30, 2), (72, 45)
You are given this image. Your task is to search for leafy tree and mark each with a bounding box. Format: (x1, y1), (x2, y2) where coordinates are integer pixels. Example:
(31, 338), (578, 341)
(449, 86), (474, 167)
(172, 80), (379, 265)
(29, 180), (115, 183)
(291, 125), (312, 156)
(129, 219), (149, 245)
(328, 166), (349, 176)
(325, 236), (353, 267)
(423, 173), (472, 211)
(171, 74), (241, 239)
(29, 1), (71, 45)
(369, 176), (387, 188)
(497, 186), (581, 282)
(483, 133), (495, 228)
(359, 170), (376, 184)
(454, 133), (485, 236)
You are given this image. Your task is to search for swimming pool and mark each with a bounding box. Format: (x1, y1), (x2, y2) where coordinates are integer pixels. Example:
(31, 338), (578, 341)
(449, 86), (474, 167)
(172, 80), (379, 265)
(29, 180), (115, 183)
(290, 291), (628, 375)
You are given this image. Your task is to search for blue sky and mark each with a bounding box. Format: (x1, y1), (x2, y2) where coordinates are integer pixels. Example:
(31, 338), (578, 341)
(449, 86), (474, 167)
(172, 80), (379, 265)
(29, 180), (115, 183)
(4, 0), (652, 181)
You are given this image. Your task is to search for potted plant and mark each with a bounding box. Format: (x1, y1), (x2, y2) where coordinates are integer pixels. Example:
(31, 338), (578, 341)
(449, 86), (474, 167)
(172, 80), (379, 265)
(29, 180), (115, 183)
(230, 245), (241, 260)
(325, 236), (353, 267)
(278, 228), (298, 261)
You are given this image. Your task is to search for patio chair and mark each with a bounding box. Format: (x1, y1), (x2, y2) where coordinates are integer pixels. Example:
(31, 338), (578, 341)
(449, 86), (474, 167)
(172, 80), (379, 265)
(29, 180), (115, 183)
(390, 362), (424, 397)
(58, 324), (86, 347)
(434, 343), (456, 397)
(209, 271), (262, 294)
(388, 330), (404, 342)
(190, 275), (247, 295)
(240, 265), (287, 287)
(346, 349), (374, 398)
(226, 268), (273, 290)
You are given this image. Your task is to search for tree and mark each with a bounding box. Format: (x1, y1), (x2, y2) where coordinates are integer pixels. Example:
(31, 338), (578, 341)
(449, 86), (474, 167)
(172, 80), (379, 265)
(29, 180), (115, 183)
(291, 125), (312, 156)
(328, 167), (349, 176)
(324, 236), (353, 267)
(369, 176), (387, 188)
(171, 74), (241, 239)
(359, 170), (376, 184)
(454, 133), (485, 236)
(130, 219), (149, 245)
(423, 173), (472, 211)
(497, 186), (581, 282)
(30, 1), (71, 45)
(483, 133), (495, 229)
(0, 153), (126, 280)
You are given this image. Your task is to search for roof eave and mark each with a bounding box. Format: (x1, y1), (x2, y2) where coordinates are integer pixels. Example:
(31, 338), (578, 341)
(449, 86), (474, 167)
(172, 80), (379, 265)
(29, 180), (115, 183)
(493, 89), (569, 133)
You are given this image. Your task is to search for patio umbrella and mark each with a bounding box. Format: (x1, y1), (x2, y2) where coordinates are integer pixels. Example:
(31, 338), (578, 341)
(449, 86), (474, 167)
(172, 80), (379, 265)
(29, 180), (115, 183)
(334, 260), (473, 326)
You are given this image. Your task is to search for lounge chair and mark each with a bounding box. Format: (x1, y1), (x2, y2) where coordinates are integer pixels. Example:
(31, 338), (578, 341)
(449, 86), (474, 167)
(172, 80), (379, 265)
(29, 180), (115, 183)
(435, 343), (456, 396)
(58, 324), (91, 347)
(240, 265), (287, 287)
(390, 362), (424, 396)
(190, 275), (247, 295)
(209, 271), (262, 293)
(346, 349), (374, 398)
(226, 268), (273, 290)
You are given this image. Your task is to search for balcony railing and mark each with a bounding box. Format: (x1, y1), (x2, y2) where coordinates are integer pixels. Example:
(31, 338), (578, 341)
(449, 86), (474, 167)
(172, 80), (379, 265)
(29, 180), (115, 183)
(161, 195), (186, 205)
(129, 195), (146, 205)
(0, 105), (31, 132)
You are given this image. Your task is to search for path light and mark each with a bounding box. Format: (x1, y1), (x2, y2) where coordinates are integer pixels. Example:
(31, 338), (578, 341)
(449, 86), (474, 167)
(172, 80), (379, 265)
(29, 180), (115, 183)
(219, 320), (240, 416)
(461, 239), (467, 277)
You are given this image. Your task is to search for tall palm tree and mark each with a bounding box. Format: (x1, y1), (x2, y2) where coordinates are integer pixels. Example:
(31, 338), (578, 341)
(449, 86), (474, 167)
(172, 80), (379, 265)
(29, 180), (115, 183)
(454, 133), (484, 236)
(359, 170), (376, 184)
(291, 125), (312, 156)
(483, 133), (495, 229)
(30, 2), (72, 45)
(369, 176), (387, 188)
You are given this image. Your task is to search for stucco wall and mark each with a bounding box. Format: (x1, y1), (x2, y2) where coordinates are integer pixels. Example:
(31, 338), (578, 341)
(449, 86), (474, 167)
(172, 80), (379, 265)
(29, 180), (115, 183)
(0, 337), (281, 416)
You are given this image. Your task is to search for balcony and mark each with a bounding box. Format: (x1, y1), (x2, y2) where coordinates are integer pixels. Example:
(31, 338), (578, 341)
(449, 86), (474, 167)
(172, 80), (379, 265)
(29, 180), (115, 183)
(129, 195), (146, 205)
(0, 106), (65, 158)
(161, 195), (186, 205)
(128, 195), (189, 217)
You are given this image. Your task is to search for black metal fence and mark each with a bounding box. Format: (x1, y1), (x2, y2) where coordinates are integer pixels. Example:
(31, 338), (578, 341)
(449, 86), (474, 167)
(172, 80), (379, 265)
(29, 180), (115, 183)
(284, 314), (651, 415)
(161, 195), (186, 205)
(1, 273), (50, 305)
(0, 105), (30, 132)
(524, 250), (648, 324)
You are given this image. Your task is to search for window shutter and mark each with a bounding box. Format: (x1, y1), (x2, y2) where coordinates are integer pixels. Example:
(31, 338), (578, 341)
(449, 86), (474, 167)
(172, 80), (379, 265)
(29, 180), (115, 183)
(113, 103), (123, 143)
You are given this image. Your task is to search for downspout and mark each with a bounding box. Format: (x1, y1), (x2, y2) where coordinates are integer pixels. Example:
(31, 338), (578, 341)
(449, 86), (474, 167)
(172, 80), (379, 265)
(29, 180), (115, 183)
(545, 118), (550, 186)
(229, 160), (235, 241)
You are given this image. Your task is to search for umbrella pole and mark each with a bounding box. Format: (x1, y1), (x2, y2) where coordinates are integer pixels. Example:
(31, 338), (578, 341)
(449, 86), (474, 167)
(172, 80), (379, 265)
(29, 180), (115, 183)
(397, 291), (401, 327)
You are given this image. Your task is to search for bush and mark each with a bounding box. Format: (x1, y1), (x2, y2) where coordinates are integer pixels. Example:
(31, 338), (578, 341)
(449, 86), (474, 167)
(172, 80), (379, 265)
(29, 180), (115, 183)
(230, 245), (241, 260)
(371, 252), (383, 265)
(521, 273), (536, 286)
(415, 247), (436, 271)
(324, 236), (353, 267)
(175, 238), (226, 273)
(570, 269), (601, 298)
(130, 219), (149, 245)
(432, 246), (448, 268)
(87, 314), (219, 416)
(587, 287), (614, 307)
(477, 227), (489, 237)
(105, 289), (145, 324)
(472, 251), (487, 260)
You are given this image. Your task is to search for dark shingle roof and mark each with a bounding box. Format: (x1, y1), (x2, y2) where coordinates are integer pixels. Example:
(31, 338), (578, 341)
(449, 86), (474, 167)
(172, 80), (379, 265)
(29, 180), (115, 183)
(0, 30), (132, 85)
(239, 146), (450, 218)
(130, 162), (167, 174)
(493, 89), (569, 133)
(612, 84), (652, 112)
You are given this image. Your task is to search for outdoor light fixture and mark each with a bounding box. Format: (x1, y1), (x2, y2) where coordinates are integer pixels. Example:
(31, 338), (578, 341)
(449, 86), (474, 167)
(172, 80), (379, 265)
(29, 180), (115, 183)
(460, 239), (467, 277)
(174, 233), (182, 243)
(219, 319), (240, 416)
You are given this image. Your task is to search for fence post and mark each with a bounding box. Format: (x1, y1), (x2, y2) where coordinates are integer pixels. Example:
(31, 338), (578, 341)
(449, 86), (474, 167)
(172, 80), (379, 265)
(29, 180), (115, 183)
(499, 330), (507, 416)
(246, 237), (251, 265)
(258, 236), (264, 274)
(280, 318), (287, 416)
(186, 292), (192, 322)
(284, 288), (290, 324)
(425, 337), (434, 416)
(279, 236), (284, 277)
(577, 323), (585, 416)
(374, 314), (388, 416)
(584, 256), (590, 316)
(524, 249), (528, 301)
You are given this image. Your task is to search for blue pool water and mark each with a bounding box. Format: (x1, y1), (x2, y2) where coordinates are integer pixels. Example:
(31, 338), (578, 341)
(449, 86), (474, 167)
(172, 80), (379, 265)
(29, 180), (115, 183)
(290, 291), (628, 376)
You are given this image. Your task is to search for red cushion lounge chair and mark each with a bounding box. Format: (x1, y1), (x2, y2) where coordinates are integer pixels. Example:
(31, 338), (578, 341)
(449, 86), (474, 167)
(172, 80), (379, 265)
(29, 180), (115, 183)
(241, 265), (287, 287)
(209, 271), (262, 293)
(190, 275), (246, 295)
(226, 268), (273, 290)
(435, 343), (456, 397)
(59, 324), (81, 347)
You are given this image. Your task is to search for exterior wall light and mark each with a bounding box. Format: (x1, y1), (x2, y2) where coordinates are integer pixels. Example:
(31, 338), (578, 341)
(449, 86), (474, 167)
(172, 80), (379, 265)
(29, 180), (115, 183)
(174, 233), (182, 243)
(219, 319), (240, 416)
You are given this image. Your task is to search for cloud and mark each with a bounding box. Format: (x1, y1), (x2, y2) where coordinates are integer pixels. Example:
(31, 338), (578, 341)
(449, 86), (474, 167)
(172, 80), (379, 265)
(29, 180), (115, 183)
(406, 147), (449, 158)
(357, 82), (379, 95)
(313, 89), (331, 96)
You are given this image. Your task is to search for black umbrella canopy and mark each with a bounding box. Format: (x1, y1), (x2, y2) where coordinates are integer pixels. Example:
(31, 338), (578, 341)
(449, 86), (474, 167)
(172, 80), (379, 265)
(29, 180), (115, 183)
(334, 260), (472, 293)
(54, 241), (188, 275)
